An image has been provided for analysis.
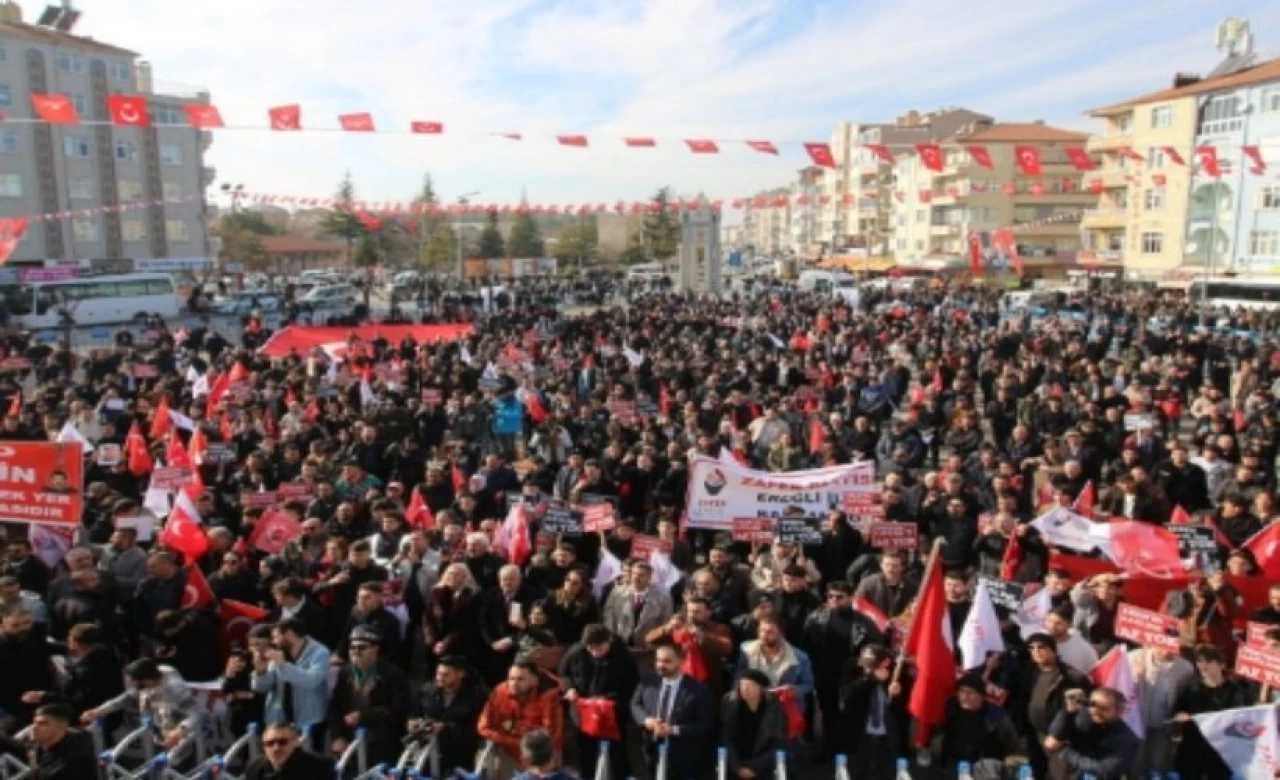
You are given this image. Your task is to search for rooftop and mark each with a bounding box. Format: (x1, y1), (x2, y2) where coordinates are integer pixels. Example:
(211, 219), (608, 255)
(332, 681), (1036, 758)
(259, 236), (349, 255)
(0, 20), (137, 57)
(955, 122), (1089, 143)
(1087, 55), (1280, 115)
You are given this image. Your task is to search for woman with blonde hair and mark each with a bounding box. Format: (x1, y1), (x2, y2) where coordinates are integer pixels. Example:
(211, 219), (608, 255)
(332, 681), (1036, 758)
(424, 561), (481, 666)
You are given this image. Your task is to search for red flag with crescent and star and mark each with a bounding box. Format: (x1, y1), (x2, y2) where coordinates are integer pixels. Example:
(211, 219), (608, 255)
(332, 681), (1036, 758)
(182, 561), (215, 609)
(267, 104), (301, 131)
(30, 94), (79, 124)
(107, 95), (150, 127)
(250, 509), (302, 555)
(804, 143), (836, 168)
(915, 143), (943, 172)
(965, 145), (993, 169)
(220, 599), (268, 660)
(184, 104), (225, 129)
(1063, 146), (1094, 171)
(1014, 145), (1043, 176)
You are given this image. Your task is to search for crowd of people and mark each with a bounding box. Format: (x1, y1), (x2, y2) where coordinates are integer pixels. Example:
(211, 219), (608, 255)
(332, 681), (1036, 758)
(0, 276), (1279, 780)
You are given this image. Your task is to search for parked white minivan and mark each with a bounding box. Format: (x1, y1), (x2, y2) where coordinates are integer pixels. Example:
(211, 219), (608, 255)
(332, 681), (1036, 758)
(301, 284), (357, 309)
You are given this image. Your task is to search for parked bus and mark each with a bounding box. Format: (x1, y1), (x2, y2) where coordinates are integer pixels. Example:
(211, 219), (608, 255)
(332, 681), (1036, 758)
(1187, 277), (1280, 311)
(0, 272), (181, 329)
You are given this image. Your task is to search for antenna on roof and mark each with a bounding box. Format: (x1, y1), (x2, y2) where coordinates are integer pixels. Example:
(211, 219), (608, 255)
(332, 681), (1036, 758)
(1208, 18), (1256, 78)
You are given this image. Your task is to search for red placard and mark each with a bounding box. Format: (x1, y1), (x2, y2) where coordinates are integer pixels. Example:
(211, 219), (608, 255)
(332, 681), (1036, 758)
(631, 535), (672, 561)
(276, 482), (314, 502)
(151, 466), (191, 491)
(240, 491), (279, 509)
(421, 388), (443, 406)
(0, 442), (85, 527)
(869, 521), (918, 550)
(609, 400), (637, 423)
(0, 357), (32, 371)
(1246, 621), (1274, 647)
(843, 491), (884, 520)
(732, 517), (774, 545)
(1234, 644), (1280, 688)
(582, 503), (616, 533)
(1114, 603), (1182, 653)
(133, 364), (159, 378)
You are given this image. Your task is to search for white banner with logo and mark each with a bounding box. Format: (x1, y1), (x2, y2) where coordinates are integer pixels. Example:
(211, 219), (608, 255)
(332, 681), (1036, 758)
(684, 455), (875, 531)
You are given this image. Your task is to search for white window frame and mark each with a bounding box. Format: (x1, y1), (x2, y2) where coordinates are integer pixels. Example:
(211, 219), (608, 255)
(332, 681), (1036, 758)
(1150, 106), (1172, 128)
(122, 219), (147, 242)
(63, 135), (91, 158)
(0, 130), (17, 155)
(1249, 231), (1280, 257)
(70, 94), (87, 117)
(1141, 231), (1163, 254)
(165, 220), (190, 242)
(108, 62), (131, 82)
(159, 144), (183, 166)
(1201, 94), (1243, 135)
(1260, 186), (1280, 210)
(162, 181), (184, 200)
(1147, 148), (1167, 168)
(1262, 87), (1280, 113)
(1144, 189), (1165, 211)
(56, 52), (84, 73)
(1114, 115), (1132, 134)
(0, 174), (21, 198)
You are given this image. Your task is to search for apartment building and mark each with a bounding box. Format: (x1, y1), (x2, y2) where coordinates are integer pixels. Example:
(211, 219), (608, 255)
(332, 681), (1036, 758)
(789, 166), (824, 258)
(892, 123), (1094, 267)
(818, 121), (856, 251)
(0, 2), (213, 264)
(742, 188), (791, 256)
(852, 108), (993, 257)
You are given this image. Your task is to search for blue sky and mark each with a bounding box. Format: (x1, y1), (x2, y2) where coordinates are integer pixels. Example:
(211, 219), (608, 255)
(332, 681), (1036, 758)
(81, 0), (1280, 211)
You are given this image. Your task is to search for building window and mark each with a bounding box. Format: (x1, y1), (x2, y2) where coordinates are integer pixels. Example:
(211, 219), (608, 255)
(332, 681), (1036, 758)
(153, 107), (183, 126)
(1141, 232), (1163, 254)
(56, 52), (83, 73)
(159, 144), (183, 165)
(71, 218), (98, 242)
(1114, 115), (1132, 134)
(1250, 231), (1280, 257)
(0, 85), (10, 109)
(1144, 189), (1165, 211)
(114, 141), (137, 161)
(69, 179), (94, 200)
(0, 130), (16, 154)
(162, 181), (183, 200)
(165, 220), (190, 242)
(1262, 88), (1280, 113)
(122, 220), (147, 242)
(915, 210), (926, 223)
(63, 135), (91, 158)
(1260, 186), (1280, 210)
(1200, 94), (1243, 135)
(1147, 148), (1167, 168)
(108, 62), (131, 82)
(1150, 106), (1172, 128)
(0, 174), (21, 198)
(895, 238), (905, 250)
(118, 180), (144, 201)
(71, 94), (87, 117)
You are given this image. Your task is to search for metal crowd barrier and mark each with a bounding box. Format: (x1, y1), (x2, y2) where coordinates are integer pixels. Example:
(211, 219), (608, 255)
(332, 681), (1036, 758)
(710, 745), (790, 780)
(834, 754), (851, 780)
(390, 735), (439, 779)
(191, 722), (259, 780)
(334, 728), (368, 778)
(97, 716), (206, 780)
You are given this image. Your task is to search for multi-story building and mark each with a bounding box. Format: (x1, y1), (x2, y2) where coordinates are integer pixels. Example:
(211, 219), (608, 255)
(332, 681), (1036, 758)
(788, 166), (823, 258)
(818, 121), (857, 252)
(742, 188), (790, 256)
(851, 108), (992, 258)
(892, 123), (1094, 267)
(0, 2), (213, 264)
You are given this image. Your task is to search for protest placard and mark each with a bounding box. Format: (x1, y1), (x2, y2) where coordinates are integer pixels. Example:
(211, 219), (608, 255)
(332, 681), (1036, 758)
(979, 577), (1027, 614)
(776, 516), (822, 545)
(240, 491), (279, 510)
(732, 517), (775, 545)
(1234, 644), (1280, 688)
(582, 503), (616, 533)
(1170, 526), (1217, 557)
(542, 500), (583, 536)
(1114, 603), (1182, 653)
(631, 535), (672, 561)
(151, 466), (191, 491)
(869, 521), (919, 551)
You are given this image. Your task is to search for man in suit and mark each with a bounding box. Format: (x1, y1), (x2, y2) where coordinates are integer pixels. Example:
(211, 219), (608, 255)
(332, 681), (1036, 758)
(602, 561), (673, 649)
(479, 564), (539, 684)
(629, 640), (715, 779)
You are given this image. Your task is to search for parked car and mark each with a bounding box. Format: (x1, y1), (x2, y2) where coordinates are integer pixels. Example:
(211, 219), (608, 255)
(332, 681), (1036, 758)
(212, 291), (283, 315)
(300, 283), (358, 309)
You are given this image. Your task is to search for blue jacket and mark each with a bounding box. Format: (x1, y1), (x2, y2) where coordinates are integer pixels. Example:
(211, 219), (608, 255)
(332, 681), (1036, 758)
(734, 640), (815, 701)
(251, 637), (331, 729)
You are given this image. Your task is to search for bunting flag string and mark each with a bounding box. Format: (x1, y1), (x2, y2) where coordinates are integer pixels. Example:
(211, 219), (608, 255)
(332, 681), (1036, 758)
(11, 94), (1280, 171)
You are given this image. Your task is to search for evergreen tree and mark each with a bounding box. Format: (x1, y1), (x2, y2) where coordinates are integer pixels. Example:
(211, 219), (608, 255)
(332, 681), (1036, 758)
(476, 210), (506, 259)
(423, 222), (456, 270)
(507, 205), (545, 258)
(642, 186), (681, 264)
(318, 172), (367, 263)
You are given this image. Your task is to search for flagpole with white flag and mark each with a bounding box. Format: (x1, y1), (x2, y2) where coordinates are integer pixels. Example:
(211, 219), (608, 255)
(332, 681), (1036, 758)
(1089, 648), (1144, 738)
(56, 422), (92, 454)
(1194, 703), (1279, 779)
(958, 578), (1006, 670)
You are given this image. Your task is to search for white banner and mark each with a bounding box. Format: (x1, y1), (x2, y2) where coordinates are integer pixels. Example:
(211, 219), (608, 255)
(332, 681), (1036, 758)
(1195, 704), (1279, 779)
(684, 455), (875, 531)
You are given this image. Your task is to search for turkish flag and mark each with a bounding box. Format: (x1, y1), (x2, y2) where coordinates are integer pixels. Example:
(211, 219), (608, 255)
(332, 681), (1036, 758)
(918, 189), (933, 204)
(966, 232), (983, 274)
(250, 510), (301, 555)
(624, 137), (656, 147)
(107, 95), (150, 127)
(999, 530), (1022, 580)
(965, 145), (993, 169)
(1243, 523), (1280, 580)
(804, 142), (836, 168)
(220, 599), (268, 660)
(1164, 146), (1185, 165)
(866, 143), (894, 164)
(1198, 146), (1221, 177)
(267, 104), (302, 131)
(1014, 145), (1043, 176)
(525, 391), (548, 424)
(915, 143), (944, 172)
(746, 140), (779, 155)
(807, 416), (825, 454)
(410, 121), (443, 134)
(188, 425), (208, 467)
(160, 508), (209, 561)
(0, 218), (28, 265)
(184, 104), (224, 129)
(219, 412), (234, 442)
(1088, 179), (1105, 195)
(126, 422), (153, 476)
(406, 488), (432, 530)
(1073, 480), (1095, 516)
(685, 139), (719, 154)
(557, 135), (588, 147)
(1002, 183), (1016, 196)
(1170, 505), (1192, 526)
(150, 395), (172, 439)
(1242, 145), (1267, 174)
(1118, 147), (1145, 163)
(166, 430), (192, 470)
(1029, 182), (1045, 196)
(338, 112), (375, 132)
(903, 557), (957, 747)
(30, 94), (79, 124)
(1063, 146), (1094, 171)
(182, 562), (215, 609)
(1107, 519), (1184, 578)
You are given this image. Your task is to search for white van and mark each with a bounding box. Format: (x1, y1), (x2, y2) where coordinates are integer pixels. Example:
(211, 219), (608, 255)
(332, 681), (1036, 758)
(0, 272), (180, 328)
(797, 270), (861, 307)
(627, 263), (665, 282)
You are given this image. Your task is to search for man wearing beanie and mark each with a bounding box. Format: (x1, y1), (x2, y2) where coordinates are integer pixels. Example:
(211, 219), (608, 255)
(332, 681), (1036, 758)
(1017, 632), (1091, 779)
(937, 674), (1021, 774)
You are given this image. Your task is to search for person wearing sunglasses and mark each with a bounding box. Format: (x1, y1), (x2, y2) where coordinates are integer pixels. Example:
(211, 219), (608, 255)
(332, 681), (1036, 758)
(326, 626), (409, 767)
(244, 722), (333, 780)
(1043, 686), (1141, 780)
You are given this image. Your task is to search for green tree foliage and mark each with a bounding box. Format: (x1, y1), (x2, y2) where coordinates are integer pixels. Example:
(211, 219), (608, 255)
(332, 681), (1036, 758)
(555, 216), (598, 266)
(476, 210), (506, 259)
(507, 208), (545, 258)
(318, 173), (367, 262)
(221, 210), (278, 236)
(642, 187), (681, 261)
(423, 223), (456, 269)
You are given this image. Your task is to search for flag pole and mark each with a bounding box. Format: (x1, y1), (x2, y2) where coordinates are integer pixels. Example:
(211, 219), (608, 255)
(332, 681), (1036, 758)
(891, 537), (946, 686)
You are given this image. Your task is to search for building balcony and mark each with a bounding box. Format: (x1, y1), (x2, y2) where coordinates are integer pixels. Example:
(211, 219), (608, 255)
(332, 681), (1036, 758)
(1086, 134), (1134, 153)
(1013, 190), (1098, 205)
(1015, 221), (1081, 237)
(930, 224), (961, 237)
(1082, 208), (1127, 230)
(1085, 168), (1129, 189)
